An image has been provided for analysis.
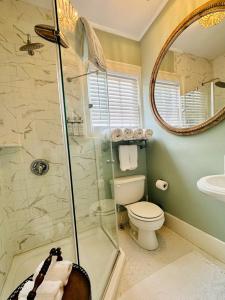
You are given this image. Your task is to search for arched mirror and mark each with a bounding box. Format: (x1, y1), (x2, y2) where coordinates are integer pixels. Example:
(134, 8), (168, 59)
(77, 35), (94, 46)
(151, 0), (225, 135)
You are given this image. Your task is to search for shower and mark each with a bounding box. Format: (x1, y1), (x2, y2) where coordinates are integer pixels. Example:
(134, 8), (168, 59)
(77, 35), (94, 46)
(19, 34), (44, 56)
(201, 77), (225, 117)
(35, 24), (69, 48)
(215, 81), (225, 88)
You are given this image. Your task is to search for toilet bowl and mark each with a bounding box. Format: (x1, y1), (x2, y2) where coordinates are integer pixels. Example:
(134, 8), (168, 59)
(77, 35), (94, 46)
(127, 201), (164, 250)
(112, 175), (164, 250)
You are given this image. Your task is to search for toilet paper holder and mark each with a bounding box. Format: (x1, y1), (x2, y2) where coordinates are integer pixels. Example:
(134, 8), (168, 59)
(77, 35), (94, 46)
(156, 179), (169, 191)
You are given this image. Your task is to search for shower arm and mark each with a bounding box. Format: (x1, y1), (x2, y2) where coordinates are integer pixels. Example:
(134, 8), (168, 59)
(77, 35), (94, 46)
(67, 70), (99, 82)
(201, 78), (220, 86)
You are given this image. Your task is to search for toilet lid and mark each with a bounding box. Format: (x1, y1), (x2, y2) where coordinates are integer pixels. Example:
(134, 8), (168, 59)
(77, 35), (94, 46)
(128, 202), (163, 219)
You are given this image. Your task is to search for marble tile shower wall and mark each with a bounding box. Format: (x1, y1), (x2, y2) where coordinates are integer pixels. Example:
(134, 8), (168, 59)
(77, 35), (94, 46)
(0, 0), (72, 289)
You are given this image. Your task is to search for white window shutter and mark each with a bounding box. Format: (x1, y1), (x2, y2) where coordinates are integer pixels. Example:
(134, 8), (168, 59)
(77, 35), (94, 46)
(88, 71), (141, 128)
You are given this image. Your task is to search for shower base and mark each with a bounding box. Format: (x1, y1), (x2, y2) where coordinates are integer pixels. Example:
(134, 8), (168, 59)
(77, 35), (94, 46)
(1, 227), (124, 300)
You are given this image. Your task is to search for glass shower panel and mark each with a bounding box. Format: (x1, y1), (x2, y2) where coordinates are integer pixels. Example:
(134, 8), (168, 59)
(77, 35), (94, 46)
(0, 1), (77, 298)
(56, 1), (119, 299)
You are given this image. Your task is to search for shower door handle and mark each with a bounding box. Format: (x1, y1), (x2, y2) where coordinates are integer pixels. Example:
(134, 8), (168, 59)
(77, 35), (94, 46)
(106, 159), (115, 164)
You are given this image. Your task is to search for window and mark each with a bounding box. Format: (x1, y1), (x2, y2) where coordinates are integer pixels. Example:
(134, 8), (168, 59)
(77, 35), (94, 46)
(88, 70), (141, 128)
(155, 80), (209, 128)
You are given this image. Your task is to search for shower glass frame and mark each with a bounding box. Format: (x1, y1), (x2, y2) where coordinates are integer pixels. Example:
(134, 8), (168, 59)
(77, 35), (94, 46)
(53, 0), (120, 299)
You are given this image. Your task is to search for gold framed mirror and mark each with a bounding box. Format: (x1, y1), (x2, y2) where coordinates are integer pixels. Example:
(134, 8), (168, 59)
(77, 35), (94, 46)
(150, 0), (225, 135)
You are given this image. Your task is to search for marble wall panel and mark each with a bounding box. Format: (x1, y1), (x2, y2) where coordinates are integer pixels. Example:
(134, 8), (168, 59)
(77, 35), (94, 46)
(0, 0), (73, 291)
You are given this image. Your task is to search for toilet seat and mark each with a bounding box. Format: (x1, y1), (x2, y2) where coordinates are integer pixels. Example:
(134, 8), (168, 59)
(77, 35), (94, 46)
(127, 201), (164, 222)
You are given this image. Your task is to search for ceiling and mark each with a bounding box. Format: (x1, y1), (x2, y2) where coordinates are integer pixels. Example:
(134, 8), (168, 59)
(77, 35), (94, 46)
(72, 0), (168, 41)
(172, 19), (225, 60)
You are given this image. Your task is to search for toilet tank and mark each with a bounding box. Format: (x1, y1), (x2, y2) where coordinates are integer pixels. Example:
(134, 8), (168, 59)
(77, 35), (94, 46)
(112, 175), (145, 205)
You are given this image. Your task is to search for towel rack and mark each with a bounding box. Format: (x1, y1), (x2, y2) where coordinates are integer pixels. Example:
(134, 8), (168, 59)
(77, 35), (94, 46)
(112, 139), (147, 149)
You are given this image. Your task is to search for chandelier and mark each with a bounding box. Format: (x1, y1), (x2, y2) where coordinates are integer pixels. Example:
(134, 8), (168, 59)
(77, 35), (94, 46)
(58, 0), (78, 31)
(199, 11), (225, 28)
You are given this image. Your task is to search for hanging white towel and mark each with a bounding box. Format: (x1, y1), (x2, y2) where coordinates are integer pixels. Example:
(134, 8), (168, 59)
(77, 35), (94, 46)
(119, 145), (130, 171)
(129, 145), (138, 170)
(33, 260), (73, 287)
(119, 145), (138, 171)
(18, 280), (63, 300)
(78, 17), (106, 72)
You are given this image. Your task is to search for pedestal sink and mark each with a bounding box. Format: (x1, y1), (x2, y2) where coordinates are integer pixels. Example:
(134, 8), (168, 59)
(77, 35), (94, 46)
(197, 175), (225, 202)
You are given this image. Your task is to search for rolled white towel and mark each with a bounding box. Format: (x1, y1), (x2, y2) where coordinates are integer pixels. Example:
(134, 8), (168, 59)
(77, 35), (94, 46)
(123, 128), (133, 140)
(33, 260), (73, 287)
(111, 128), (123, 142)
(144, 129), (153, 139)
(133, 128), (144, 140)
(18, 280), (63, 300)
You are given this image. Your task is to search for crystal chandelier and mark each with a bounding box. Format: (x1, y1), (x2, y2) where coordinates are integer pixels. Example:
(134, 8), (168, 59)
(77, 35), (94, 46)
(58, 0), (78, 31)
(199, 12), (225, 28)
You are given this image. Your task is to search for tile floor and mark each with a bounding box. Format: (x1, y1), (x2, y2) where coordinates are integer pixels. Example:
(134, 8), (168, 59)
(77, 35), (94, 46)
(117, 225), (225, 299)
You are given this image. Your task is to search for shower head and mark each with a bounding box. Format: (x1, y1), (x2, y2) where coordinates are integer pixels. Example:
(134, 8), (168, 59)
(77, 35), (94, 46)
(215, 81), (225, 88)
(19, 34), (44, 56)
(34, 24), (69, 48)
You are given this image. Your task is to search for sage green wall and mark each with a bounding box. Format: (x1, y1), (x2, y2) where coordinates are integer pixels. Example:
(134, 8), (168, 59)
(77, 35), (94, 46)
(95, 29), (141, 65)
(141, 0), (225, 242)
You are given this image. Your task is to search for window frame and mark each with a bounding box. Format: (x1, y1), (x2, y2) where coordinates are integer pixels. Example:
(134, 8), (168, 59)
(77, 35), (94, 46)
(88, 60), (143, 130)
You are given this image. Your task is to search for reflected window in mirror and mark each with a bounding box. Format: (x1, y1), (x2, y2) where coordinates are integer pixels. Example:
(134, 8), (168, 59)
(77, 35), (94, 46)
(155, 79), (210, 128)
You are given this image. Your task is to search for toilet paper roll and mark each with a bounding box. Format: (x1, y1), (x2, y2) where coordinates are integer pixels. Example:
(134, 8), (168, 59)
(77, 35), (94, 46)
(156, 180), (168, 191)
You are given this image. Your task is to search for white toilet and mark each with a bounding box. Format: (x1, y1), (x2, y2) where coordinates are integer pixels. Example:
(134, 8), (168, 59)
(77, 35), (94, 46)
(112, 175), (165, 250)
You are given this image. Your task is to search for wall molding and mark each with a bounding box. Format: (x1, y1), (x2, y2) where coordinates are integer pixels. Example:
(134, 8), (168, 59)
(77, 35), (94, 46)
(106, 59), (141, 77)
(165, 213), (225, 264)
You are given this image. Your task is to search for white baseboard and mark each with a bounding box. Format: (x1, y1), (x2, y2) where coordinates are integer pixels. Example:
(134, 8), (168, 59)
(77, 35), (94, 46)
(165, 213), (225, 264)
(103, 248), (125, 300)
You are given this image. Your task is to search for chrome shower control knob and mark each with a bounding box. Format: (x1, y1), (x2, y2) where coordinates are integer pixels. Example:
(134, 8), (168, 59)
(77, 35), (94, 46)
(31, 159), (49, 176)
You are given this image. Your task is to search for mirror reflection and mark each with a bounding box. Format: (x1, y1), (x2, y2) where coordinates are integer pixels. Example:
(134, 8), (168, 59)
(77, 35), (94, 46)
(155, 12), (225, 128)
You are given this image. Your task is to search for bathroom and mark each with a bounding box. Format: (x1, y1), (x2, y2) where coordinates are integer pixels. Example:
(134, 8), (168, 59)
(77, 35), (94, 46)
(1, 0), (225, 299)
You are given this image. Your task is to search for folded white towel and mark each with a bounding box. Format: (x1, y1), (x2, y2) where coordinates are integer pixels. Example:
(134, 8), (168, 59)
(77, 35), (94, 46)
(123, 128), (133, 140)
(119, 145), (130, 171)
(111, 128), (123, 142)
(33, 260), (73, 287)
(119, 145), (138, 171)
(18, 280), (63, 300)
(144, 129), (153, 139)
(133, 128), (144, 140)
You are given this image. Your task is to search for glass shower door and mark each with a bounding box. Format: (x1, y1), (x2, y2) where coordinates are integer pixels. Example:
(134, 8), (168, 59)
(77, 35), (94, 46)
(55, 1), (119, 299)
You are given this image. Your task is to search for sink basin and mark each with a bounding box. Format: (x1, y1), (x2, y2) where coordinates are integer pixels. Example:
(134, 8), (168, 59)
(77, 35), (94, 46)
(197, 175), (225, 202)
